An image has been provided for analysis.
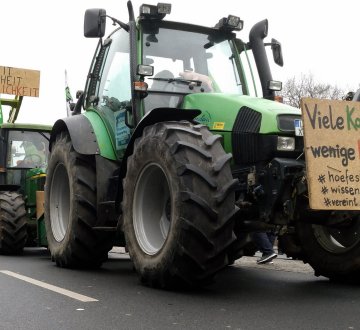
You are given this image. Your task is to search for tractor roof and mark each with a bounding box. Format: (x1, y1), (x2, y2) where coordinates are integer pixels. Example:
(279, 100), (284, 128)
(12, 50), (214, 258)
(0, 122), (52, 131)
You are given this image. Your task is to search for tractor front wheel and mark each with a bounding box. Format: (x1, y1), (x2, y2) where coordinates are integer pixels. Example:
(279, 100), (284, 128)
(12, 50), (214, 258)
(123, 121), (236, 288)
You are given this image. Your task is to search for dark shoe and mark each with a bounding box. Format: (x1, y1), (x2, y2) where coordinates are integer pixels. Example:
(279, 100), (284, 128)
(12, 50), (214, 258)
(257, 253), (277, 264)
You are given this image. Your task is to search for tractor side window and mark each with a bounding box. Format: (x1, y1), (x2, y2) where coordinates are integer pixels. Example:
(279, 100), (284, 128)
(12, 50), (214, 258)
(8, 140), (26, 167)
(100, 53), (131, 106)
(239, 49), (263, 97)
(207, 40), (243, 94)
(96, 28), (131, 154)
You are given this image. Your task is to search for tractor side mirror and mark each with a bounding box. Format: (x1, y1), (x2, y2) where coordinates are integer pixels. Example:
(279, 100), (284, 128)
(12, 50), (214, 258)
(84, 8), (107, 38)
(271, 38), (284, 67)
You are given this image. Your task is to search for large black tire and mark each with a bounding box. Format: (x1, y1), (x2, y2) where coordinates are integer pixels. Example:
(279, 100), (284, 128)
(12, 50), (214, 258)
(0, 191), (27, 254)
(123, 121), (236, 288)
(45, 132), (113, 268)
(295, 197), (360, 282)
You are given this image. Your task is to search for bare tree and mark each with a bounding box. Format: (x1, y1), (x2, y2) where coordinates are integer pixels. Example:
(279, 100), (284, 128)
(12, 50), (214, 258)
(280, 73), (344, 108)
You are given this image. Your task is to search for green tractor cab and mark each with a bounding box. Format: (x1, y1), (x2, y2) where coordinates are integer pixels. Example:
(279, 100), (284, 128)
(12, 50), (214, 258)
(45, 1), (360, 288)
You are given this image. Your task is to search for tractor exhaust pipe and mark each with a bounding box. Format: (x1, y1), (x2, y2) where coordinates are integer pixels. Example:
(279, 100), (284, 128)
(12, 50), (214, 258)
(249, 19), (275, 100)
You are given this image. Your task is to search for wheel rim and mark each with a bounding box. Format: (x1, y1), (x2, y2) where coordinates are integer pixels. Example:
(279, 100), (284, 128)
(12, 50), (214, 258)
(313, 212), (360, 254)
(49, 163), (70, 242)
(133, 163), (171, 255)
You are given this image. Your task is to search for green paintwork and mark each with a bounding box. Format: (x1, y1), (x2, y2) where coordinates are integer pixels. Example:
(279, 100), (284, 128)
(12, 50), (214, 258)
(0, 95), (23, 124)
(83, 110), (117, 160)
(23, 167), (47, 246)
(219, 131), (232, 155)
(1, 122), (52, 131)
(37, 214), (47, 246)
(182, 93), (301, 154)
(25, 168), (46, 220)
(183, 93), (300, 133)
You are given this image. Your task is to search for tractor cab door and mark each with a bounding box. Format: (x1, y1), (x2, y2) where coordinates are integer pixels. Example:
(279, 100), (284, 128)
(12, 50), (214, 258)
(84, 27), (132, 159)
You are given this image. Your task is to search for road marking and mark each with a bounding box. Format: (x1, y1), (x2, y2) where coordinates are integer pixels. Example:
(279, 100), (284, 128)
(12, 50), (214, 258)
(0, 270), (98, 302)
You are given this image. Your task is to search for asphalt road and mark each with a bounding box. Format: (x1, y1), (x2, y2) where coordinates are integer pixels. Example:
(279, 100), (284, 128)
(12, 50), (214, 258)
(1, 248), (359, 330)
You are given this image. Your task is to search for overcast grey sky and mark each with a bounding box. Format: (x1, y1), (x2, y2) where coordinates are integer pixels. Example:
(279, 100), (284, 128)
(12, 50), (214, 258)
(1, 0), (359, 124)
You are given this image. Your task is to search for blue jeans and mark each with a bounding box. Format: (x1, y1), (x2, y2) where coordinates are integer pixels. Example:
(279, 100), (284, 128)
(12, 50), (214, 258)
(252, 232), (276, 255)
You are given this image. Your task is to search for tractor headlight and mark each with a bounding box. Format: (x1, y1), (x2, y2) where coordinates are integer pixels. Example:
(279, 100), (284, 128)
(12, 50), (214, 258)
(139, 3), (171, 19)
(137, 64), (154, 76)
(267, 80), (282, 91)
(277, 136), (295, 151)
(215, 15), (243, 31)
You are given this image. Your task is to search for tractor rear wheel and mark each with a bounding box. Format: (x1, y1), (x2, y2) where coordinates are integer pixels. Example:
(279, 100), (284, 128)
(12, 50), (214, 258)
(123, 121), (236, 288)
(296, 197), (360, 282)
(45, 132), (113, 268)
(0, 191), (27, 254)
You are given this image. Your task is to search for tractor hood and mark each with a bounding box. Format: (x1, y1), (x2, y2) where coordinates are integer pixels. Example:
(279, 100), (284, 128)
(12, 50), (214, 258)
(182, 93), (301, 134)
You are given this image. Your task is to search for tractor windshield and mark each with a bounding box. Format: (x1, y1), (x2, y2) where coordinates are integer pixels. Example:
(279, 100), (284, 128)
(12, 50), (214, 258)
(6, 130), (49, 169)
(142, 24), (245, 111)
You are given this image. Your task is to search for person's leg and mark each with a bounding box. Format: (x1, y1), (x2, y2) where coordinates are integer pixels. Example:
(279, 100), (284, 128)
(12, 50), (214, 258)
(252, 232), (275, 255)
(267, 232), (276, 249)
(252, 232), (277, 264)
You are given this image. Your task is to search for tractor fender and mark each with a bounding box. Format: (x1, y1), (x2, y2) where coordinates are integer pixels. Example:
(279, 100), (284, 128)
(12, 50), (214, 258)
(120, 108), (201, 177)
(49, 113), (116, 160)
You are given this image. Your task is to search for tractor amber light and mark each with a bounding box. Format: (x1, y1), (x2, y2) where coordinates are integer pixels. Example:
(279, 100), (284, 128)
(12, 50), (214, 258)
(274, 95), (283, 103)
(134, 81), (148, 91)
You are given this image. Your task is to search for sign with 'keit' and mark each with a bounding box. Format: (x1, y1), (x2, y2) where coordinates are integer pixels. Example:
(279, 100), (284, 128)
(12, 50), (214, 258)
(0, 66), (40, 97)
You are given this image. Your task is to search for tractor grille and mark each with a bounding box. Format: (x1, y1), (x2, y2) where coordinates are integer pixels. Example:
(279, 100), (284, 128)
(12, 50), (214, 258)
(232, 107), (263, 164)
(233, 106), (262, 133)
(232, 109), (304, 165)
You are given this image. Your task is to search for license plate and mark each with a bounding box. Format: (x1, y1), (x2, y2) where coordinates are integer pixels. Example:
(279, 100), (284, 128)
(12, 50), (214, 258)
(294, 119), (303, 136)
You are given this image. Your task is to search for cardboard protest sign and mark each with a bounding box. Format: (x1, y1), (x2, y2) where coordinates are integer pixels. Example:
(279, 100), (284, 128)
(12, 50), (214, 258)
(0, 66), (40, 97)
(301, 98), (360, 210)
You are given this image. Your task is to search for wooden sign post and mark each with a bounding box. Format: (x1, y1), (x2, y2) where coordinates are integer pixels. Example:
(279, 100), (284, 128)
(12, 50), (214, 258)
(301, 98), (360, 210)
(0, 66), (40, 97)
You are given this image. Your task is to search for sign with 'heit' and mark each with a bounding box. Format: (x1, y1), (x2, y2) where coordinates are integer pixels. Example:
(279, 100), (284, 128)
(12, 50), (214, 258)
(301, 98), (360, 210)
(0, 66), (40, 97)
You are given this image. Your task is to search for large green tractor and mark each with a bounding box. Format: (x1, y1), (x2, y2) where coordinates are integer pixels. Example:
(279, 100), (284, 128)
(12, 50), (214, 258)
(45, 2), (360, 287)
(0, 96), (51, 253)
